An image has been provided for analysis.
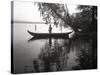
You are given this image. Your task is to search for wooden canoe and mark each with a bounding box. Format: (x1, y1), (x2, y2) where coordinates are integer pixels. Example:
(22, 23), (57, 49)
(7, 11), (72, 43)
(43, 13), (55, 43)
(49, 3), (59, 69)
(27, 30), (72, 38)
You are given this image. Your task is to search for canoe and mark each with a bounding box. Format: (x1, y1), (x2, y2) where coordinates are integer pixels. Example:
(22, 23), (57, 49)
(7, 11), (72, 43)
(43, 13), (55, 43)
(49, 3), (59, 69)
(27, 30), (72, 38)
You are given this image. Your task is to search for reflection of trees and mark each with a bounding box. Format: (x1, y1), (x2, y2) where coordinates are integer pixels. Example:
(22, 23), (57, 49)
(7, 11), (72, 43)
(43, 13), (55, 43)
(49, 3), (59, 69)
(71, 37), (97, 70)
(32, 38), (71, 72)
(24, 37), (97, 73)
(34, 38), (96, 72)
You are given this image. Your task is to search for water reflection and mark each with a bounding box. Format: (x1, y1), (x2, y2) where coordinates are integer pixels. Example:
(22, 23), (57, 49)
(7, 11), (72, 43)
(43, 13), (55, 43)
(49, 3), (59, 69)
(24, 37), (97, 73)
(13, 23), (97, 74)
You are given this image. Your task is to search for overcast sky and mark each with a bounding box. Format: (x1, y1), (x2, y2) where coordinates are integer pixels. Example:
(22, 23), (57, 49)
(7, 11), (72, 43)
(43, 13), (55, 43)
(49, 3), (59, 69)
(13, 1), (79, 22)
(13, 1), (79, 33)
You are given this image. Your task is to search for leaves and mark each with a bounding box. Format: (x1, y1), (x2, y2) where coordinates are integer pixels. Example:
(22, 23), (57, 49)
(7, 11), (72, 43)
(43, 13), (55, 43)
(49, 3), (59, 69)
(36, 2), (97, 33)
(36, 2), (71, 28)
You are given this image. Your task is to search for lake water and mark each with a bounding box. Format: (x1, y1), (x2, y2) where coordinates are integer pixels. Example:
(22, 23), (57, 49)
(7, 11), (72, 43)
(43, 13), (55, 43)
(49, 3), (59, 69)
(13, 23), (97, 74)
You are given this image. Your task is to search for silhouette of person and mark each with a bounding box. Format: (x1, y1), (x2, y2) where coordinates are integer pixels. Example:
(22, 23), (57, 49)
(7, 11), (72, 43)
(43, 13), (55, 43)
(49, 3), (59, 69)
(35, 24), (37, 32)
(49, 24), (52, 34)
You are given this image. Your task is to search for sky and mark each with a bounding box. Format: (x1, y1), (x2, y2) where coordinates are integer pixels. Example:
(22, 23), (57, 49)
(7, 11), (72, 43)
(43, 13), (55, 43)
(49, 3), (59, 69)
(13, 1), (79, 33)
(14, 1), (79, 22)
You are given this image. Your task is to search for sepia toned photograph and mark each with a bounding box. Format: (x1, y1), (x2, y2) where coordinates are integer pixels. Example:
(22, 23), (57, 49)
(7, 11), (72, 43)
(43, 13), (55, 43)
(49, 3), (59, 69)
(11, 1), (97, 74)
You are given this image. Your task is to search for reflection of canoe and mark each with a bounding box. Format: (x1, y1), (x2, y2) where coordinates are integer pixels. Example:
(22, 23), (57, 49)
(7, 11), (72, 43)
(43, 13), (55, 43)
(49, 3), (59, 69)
(28, 36), (70, 42)
(27, 30), (72, 38)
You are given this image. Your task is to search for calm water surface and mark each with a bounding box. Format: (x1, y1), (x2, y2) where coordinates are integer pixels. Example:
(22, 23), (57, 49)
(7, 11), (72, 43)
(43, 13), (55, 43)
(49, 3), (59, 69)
(13, 23), (97, 73)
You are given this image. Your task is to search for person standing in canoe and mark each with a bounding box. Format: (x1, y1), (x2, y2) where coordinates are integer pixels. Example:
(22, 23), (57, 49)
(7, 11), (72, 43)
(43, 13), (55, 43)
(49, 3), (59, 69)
(49, 24), (52, 34)
(35, 24), (37, 32)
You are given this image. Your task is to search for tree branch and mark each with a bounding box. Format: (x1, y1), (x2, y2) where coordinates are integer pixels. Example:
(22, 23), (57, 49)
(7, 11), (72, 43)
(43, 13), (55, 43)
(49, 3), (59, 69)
(48, 4), (68, 24)
(48, 4), (74, 28)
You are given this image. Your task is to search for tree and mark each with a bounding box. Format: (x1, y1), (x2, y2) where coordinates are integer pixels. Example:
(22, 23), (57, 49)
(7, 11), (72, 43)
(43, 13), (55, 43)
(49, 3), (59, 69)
(72, 5), (97, 33)
(36, 2), (97, 35)
(37, 2), (74, 31)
